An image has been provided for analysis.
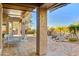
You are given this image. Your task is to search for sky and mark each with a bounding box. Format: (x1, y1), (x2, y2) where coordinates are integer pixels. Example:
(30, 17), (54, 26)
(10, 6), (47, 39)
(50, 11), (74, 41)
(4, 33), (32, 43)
(31, 3), (79, 29)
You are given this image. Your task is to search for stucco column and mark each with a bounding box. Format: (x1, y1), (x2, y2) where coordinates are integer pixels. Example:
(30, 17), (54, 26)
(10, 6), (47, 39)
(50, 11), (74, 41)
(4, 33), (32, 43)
(6, 18), (9, 34)
(18, 21), (21, 35)
(21, 19), (26, 38)
(22, 12), (31, 35)
(36, 8), (47, 55)
(0, 3), (3, 55)
(10, 21), (13, 35)
(20, 20), (22, 35)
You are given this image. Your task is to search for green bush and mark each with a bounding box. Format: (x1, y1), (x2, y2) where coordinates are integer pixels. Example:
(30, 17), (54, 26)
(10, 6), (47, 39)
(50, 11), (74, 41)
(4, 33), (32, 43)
(68, 38), (78, 42)
(25, 29), (35, 34)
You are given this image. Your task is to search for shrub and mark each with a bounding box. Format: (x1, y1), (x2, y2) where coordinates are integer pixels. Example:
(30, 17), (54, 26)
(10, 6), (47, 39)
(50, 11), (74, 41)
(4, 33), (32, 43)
(25, 29), (35, 34)
(68, 38), (78, 42)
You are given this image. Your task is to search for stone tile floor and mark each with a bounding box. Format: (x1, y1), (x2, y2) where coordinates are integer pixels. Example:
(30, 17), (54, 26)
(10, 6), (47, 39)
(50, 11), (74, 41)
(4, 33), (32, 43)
(2, 36), (79, 56)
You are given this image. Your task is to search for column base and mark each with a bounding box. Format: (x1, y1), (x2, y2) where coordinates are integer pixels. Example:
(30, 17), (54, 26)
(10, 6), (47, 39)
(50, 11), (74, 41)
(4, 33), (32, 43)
(0, 48), (2, 55)
(36, 52), (47, 56)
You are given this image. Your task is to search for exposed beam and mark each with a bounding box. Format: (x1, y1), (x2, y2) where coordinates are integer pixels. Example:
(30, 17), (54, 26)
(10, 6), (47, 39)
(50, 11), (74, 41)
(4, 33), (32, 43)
(49, 3), (70, 12)
(40, 3), (57, 9)
(10, 3), (44, 8)
(9, 17), (22, 21)
(2, 3), (34, 11)
(48, 3), (61, 10)
(39, 3), (70, 12)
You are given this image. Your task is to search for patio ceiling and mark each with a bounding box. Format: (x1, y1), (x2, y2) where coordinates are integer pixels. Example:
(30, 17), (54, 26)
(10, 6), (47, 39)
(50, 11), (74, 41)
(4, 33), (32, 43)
(2, 3), (41, 18)
(3, 9), (23, 18)
(2, 3), (69, 21)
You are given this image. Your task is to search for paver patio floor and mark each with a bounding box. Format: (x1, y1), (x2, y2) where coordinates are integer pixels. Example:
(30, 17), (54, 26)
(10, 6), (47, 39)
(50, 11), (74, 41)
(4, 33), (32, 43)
(2, 36), (79, 56)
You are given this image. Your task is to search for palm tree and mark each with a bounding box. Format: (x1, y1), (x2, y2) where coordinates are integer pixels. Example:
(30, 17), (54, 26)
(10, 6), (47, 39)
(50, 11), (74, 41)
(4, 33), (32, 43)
(57, 26), (63, 34)
(76, 24), (79, 32)
(69, 24), (78, 39)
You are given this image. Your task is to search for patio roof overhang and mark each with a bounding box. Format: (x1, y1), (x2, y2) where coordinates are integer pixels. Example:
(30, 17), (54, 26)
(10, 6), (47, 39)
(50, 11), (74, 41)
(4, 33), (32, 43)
(2, 3), (70, 17)
(2, 3), (70, 25)
(2, 3), (70, 11)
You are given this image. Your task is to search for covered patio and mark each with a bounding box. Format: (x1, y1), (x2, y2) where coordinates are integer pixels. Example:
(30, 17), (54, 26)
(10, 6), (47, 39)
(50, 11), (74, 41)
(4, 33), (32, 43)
(0, 3), (69, 56)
